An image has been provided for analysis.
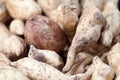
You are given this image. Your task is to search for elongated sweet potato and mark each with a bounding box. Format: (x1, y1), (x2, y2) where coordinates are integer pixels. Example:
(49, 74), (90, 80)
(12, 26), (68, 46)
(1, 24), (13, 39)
(11, 57), (92, 80)
(63, 5), (106, 72)
(28, 45), (64, 70)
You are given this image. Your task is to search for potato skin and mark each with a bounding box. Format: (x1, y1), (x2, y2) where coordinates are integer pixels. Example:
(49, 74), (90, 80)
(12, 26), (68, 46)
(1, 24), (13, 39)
(24, 15), (67, 53)
(6, 0), (42, 20)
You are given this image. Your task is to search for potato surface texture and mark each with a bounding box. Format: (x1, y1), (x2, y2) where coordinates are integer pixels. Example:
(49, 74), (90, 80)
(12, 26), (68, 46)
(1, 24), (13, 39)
(24, 15), (67, 53)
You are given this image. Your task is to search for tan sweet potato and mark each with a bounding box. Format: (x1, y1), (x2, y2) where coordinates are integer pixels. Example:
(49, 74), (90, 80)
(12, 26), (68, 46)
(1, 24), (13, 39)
(24, 15), (67, 53)
(62, 5), (106, 72)
(50, 4), (79, 41)
(91, 57), (114, 80)
(11, 57), (92, 80)
(102, 1), (120, 47)
(28, 45), (64, 70)
(0, 23), (26, 60)
(107, 43), (120, 80)
(9, 19), (24, 36)
(5, 0), (42, 20)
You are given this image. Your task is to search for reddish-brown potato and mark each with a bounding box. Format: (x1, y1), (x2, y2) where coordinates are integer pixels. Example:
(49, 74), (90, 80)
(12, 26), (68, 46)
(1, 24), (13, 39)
(24, 15), (67, 53)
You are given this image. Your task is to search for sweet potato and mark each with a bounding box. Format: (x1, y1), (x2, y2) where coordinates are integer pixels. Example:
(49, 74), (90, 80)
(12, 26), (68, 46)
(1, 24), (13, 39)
(11, 57), (92, 80)
(24, 15), (67, 53)
(107, 43), (120, 80)
(62, 5), (106, 72)
(102, 1), (120, 47)
(5, 0), (42, 20)
(0, 23), (26, 60)
(28, 45), (64, 70)
(50, 4), (79, 41)
(9, 19), (24, 36)
(91, 57), (114, 80)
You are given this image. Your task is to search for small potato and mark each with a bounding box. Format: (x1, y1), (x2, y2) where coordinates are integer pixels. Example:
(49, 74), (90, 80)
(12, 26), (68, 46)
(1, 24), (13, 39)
(51, 4), (79, 41)
(28, 45), (64, 70)
(6, 0), (42, 20)
(9, 19), (24, 36)
(24, 15), (67, 53)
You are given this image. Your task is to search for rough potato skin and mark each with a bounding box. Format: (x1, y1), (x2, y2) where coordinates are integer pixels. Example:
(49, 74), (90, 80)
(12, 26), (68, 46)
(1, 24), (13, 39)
(11, 57), (92, 80)
(62, 5), (106, 73)
(24, 15), (67, 53)
(28, 45), (64, 70)
(50, 4), (79, 42)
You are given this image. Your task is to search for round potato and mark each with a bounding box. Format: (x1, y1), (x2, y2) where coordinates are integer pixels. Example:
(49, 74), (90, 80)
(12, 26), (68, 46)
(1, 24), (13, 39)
(9, 19), (24, 36)
(24, 15), (67, 53)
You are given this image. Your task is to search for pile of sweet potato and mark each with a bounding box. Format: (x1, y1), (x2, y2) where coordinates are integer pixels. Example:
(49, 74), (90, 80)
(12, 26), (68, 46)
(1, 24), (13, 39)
(0, 0), (120, 80)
